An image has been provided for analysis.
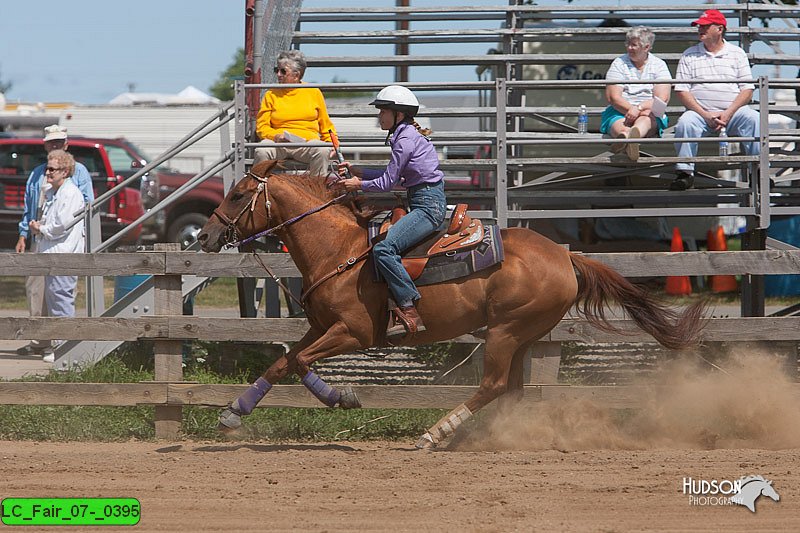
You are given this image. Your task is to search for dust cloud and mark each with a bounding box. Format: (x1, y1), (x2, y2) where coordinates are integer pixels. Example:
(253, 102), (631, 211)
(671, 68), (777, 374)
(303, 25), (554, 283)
(453, 348), (800, 451)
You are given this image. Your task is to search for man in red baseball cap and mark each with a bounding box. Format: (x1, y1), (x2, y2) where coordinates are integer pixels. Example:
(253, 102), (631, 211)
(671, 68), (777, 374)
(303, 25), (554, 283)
(691, 9), (727, 28)
(670, 9), (760, 190)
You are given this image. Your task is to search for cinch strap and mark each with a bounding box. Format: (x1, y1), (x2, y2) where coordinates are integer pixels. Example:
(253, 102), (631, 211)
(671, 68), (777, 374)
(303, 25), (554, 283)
(301, 371), (341, 408)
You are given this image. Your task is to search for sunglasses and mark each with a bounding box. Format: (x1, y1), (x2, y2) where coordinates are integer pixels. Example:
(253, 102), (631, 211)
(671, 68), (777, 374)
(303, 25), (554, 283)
(273, 67), (292, 75)
(45, 167), (66, 173)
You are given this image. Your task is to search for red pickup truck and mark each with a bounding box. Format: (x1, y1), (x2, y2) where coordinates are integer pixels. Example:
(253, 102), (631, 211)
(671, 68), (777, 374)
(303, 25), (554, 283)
(139, 168), (225, 248)
(0, 136), (146, 249)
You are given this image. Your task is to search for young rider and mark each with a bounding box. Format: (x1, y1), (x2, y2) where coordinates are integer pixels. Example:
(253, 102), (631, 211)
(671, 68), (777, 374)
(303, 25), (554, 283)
(338, 85), (446, 338)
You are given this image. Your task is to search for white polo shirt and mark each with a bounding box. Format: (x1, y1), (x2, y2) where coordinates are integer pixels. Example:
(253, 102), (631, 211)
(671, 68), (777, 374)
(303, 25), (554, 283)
(675, 40), (755, 112)
(605, 53), (672, 106)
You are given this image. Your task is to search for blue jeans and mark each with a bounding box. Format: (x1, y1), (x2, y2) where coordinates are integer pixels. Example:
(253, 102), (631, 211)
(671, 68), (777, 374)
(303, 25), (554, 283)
(674, 107), (760, 173)
(373, 180), (446, 307)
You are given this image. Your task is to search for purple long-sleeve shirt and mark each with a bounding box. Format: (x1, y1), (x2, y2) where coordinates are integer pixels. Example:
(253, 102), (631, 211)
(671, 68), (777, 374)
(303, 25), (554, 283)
(360, 122), (444, 192)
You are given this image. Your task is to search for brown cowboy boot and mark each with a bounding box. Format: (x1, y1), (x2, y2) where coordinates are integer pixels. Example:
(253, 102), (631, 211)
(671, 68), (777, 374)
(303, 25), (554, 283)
(387, 304), (426, 338)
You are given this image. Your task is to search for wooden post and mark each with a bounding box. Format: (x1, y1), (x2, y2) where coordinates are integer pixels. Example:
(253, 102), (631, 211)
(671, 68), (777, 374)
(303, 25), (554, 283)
(529, 342), (561, 385)
(741, 228), (766, 317)
(153, 243), (183, 439)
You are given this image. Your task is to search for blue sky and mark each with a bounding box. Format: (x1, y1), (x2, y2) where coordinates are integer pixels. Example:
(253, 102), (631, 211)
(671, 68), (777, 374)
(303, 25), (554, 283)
(1, 0), (792, 105)
(1, 0), (502, 104)
(1, 0), (244, 104)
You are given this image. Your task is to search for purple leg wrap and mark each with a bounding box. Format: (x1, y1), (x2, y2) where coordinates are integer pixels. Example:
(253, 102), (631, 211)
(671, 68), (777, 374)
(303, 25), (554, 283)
(231, 377), (272, 415)
(301, 371), (341, 408)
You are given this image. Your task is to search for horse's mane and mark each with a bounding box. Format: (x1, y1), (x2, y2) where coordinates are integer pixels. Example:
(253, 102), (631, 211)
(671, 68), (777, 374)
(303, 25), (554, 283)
(739, 475), (768, 486)
(276, 173), (385, 228)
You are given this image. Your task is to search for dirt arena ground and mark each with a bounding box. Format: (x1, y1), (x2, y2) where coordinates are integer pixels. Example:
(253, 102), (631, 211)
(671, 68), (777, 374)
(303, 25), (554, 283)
(0, 440), (797, 532)
(2, 353), (799, 531)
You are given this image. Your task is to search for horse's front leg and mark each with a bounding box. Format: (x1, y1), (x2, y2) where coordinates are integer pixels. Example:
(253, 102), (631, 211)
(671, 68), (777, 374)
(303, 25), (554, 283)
(293, 321), (363, 409)
(218, 322), (362, 431)
(218, 329), (320, 431)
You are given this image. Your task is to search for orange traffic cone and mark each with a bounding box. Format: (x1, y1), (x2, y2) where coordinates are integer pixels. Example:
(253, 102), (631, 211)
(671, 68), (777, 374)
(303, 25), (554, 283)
(666, 227), (692, 295)
(706, 228), (717, 251)
(709, 226), (738, 293)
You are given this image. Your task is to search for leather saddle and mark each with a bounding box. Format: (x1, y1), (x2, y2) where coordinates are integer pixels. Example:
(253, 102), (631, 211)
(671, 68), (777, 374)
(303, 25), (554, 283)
(373, 204), (484, 280)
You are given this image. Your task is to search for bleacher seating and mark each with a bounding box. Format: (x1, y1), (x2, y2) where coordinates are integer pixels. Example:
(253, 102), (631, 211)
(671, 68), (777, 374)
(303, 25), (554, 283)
(249, 2), (800, 242)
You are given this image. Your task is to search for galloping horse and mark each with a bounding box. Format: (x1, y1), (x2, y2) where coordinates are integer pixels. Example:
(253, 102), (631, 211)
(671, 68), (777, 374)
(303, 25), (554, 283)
(198, 160), (706, 449)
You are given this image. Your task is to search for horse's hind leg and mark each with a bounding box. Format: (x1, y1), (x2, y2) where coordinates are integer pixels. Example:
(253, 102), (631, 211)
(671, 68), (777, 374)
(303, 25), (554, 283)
(416, 327), (520, 449)
(497, 341), (534, 408)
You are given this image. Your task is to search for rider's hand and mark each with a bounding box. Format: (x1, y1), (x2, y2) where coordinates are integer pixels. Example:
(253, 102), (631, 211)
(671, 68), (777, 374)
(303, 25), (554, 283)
(337, 161), (362, 178)
(340, 177), (362, 192)
(337, 161), (351, 177)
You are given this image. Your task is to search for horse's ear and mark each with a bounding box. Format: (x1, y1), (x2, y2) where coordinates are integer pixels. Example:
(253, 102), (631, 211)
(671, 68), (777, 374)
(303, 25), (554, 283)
(252, 159), (280, 177)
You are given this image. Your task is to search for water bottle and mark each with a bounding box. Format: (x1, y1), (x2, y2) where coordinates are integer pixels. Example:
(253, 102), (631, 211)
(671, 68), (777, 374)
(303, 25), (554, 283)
(718, 127), (729, 157)
(577, 105), (588, 134)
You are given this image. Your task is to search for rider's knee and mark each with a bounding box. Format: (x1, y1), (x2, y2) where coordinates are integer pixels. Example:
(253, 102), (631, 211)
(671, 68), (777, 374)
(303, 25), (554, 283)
(373, 239), (395, 257)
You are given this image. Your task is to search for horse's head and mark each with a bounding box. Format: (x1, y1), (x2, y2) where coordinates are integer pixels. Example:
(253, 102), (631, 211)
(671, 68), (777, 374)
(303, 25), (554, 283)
(198, 160), (279, 253)
(761, 480), (780, 502)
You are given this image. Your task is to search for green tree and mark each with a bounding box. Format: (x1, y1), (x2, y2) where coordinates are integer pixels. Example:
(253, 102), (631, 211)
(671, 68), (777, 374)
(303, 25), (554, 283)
(0, 65), (12, 94)
(325, 75), (374, 99)
(209, 48), (245, 101)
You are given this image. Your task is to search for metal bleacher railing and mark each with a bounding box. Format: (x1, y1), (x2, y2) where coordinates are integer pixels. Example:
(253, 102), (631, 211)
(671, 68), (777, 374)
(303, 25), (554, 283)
(234, 74), (773, 229)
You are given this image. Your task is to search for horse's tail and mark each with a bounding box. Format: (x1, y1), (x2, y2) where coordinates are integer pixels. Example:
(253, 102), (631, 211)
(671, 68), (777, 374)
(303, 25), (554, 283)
(569, 253), (707, 350)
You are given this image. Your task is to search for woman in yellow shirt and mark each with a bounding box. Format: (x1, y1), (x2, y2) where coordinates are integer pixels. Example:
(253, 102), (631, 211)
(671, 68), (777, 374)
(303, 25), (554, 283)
(254, 50), (336, 176)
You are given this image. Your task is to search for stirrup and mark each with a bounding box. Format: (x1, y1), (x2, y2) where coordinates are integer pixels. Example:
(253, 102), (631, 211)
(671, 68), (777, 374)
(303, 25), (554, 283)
(386, 307), (426, 338)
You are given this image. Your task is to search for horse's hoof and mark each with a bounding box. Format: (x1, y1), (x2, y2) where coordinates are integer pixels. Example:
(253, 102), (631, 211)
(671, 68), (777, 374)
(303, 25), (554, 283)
(218, 408), (242, 430)
(415, 432), (437, 450)
(338, 386), (361, 409)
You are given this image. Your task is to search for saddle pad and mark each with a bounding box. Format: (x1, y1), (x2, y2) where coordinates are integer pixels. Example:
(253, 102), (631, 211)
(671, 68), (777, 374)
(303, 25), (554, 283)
(415, 224), (504, 286)
(367, 214), (504, 286)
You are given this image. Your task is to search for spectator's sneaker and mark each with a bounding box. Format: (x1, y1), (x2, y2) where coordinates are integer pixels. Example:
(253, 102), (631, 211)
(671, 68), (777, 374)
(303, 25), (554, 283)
(16, 344), (46, 356)
(611, 132), (628, 154)
(669, 172), (694, 191)
(626, 126), (641, 161)
(42, 350), (55, 364)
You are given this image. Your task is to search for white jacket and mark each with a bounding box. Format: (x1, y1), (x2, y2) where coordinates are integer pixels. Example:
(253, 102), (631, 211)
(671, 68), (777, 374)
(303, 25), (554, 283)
(37, 178), (86, 254)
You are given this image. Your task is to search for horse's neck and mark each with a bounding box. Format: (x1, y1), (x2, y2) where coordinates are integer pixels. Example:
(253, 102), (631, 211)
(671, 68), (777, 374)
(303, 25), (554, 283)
(272, 180), (366, 279)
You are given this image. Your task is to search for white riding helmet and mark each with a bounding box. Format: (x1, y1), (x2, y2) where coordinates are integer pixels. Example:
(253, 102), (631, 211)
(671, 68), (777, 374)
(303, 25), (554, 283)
(369, 85), (420, 117)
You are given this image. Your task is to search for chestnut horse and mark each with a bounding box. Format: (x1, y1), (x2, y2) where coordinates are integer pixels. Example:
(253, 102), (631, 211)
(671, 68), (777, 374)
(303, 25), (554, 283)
(198, 160), (706, 449)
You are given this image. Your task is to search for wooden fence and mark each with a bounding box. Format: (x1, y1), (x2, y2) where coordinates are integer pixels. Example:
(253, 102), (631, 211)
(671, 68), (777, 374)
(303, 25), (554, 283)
(2, 248), (800, 438)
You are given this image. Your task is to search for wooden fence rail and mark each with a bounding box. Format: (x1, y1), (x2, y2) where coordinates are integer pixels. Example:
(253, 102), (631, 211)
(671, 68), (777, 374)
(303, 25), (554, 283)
(4, 249), (800, 277)
(3, 316), (800, 344)
(2, 250), (799, 438)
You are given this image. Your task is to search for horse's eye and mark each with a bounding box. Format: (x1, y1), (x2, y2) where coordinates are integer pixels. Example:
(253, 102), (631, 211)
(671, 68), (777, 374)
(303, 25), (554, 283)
(231, 192), (244, 201)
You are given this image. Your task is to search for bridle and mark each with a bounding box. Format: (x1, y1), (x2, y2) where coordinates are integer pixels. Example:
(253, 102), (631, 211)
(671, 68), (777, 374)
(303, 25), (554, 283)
(212, 170), (271, 248)
(211, 169), (368, 308)
(214, 170), (349, 250)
